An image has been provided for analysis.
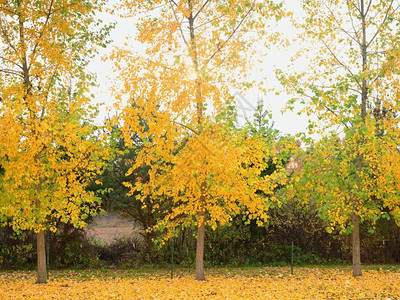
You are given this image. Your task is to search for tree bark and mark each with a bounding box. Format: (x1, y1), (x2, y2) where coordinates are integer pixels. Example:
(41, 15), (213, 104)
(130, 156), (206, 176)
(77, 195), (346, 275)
(351, 0), (367, 277)
(35, 179), (46, 283)
(187, 0), (206, 281)
(195, 215), (205, 281)
(19, 5), (47, 283)
(352, 213), (362, 276)
(36, 230), (47, 283)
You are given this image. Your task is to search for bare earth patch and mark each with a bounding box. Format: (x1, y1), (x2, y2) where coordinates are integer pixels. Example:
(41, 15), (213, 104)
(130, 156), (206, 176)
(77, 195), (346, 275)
(84, 213), (141, 244)
(85, 227), (134, 244)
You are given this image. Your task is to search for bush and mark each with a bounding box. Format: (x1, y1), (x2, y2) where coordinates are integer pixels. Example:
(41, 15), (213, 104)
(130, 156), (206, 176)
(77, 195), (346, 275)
(0, 226), (35, 269)
(0, 223), (100, 270)
(92, 236), (142, 267)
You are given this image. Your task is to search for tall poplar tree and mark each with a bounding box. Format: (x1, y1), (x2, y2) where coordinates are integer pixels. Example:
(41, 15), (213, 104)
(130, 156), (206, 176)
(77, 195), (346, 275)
(113, 0), (288, 280)
(280, 0), (400, 276)
(0, 0), (110, 283)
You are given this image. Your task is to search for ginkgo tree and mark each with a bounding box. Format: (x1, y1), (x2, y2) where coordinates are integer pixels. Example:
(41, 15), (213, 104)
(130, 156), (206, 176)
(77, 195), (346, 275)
(0, 0), (111, 283)
(112, 0), (289, 280)
(279, 0), (400, 276)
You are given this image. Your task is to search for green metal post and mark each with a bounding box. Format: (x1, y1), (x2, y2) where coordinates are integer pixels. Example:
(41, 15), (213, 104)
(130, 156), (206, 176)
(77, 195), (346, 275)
(171, 240), (174, 279)
(291, 242), (294, 275)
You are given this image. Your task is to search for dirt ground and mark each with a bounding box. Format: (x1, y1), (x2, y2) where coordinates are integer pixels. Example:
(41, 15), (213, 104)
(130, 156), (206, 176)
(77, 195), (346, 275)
(84, 213), (140, 244)
(85, 227), (134, 244)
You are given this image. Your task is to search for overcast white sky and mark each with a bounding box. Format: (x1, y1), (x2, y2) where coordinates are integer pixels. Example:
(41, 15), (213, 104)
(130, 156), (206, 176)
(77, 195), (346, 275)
(88, 1), (309, 136)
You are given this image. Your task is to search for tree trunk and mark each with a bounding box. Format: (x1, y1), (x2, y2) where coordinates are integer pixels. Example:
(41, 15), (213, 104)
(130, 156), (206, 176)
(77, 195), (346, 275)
(352, 213), (362, 277)
(146, 232), (157, 263)
(195, 216), (205, 281)
(351, 0), (366, 278)
(188, 0), (206, 281)
(36, 230), (47, 283)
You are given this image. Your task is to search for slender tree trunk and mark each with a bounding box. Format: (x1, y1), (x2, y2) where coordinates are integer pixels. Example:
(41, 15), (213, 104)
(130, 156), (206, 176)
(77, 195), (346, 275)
(187, 0), (207, 281)
(146, 232), (157, 263)
(36, 230), (47, 283)
(19, 6), (48, 282)
(352, 213), (362, 276)
(351, 0), (367, 277)
(195, 214), (205, 281)
(35, 178), (46, 283)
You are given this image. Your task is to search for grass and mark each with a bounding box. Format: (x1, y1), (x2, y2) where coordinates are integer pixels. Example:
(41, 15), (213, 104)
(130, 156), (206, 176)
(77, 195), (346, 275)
(2, 264), (400, 281)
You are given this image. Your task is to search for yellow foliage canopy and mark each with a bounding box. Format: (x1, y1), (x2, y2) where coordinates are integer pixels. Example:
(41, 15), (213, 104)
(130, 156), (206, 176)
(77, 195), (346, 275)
(112, 0), (290, 240)
(0, 0), (110, 232)
(282, 0), (400, 230)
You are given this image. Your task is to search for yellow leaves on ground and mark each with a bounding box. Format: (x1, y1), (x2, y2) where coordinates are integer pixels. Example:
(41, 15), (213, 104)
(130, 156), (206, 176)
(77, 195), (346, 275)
(1, 267), (399, 299)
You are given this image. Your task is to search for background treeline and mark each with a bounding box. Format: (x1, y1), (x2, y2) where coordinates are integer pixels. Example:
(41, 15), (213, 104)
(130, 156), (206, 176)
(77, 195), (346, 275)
(1, 119), (400, 270)
(2, 1), (400, 281)
(2, 199), (400, 270)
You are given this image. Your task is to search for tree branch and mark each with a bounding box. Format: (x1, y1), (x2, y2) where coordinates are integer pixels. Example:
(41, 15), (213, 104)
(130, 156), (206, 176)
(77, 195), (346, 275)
(350, 0), (362, 15)
(169, 0), (189, 49)
(194, 12), (228, 30)
(302, 92), (352, 130)
(0, 55), (22, 69)
(201, 1), (255, 71)
(366, 0), (395, 48)
(0, 68), (23, 77)
(346, 0), (362, 43)
(365, 0), (373, 16)
(193, 0), (210, 20)
(320, 39), (362, 90)
(31, 0), (55, 61)
(0, 6), (18, 16)
(0, 17), (18, 55)
(323, 1), (361, 46)
(172, 120), (199, 135)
